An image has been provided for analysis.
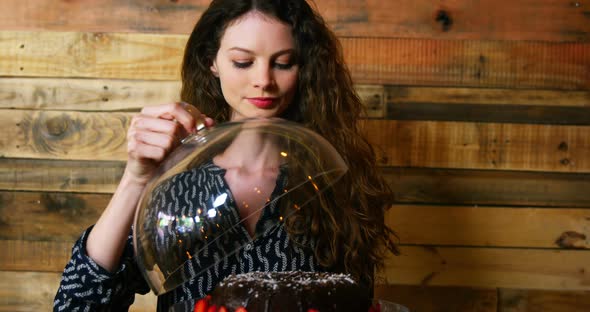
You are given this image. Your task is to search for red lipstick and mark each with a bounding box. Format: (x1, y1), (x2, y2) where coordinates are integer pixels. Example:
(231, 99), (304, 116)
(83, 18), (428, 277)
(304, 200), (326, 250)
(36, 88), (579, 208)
(248, 97), (276, 109)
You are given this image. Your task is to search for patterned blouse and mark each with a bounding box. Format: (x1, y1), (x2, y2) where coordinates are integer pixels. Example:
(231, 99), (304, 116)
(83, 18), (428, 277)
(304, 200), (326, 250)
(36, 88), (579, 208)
(54, 162), (320, 312)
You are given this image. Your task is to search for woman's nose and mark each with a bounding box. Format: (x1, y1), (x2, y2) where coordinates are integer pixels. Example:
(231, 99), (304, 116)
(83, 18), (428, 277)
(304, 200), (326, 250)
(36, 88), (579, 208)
(252, 64), (273, 89)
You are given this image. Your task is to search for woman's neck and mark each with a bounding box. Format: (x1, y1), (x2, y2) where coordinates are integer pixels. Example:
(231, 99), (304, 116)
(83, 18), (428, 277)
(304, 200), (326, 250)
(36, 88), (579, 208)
(213, 129), (282, 173)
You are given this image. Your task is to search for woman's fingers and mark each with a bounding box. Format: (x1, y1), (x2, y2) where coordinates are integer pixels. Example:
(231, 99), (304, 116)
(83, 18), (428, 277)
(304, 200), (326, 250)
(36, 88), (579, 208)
(129, 127), (177, 151)
(127, 117), (179, 165)
(131, 114), (185, 138)
(127, 137), (167, 162)
(126, 102), (213, 171)
(140, 102), (205, 134)
(180, 102), (208, 131)
(203, 116), (215, 127)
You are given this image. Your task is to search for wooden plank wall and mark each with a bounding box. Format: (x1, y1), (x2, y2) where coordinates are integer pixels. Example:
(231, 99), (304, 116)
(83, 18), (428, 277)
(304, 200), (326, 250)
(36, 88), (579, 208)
(1, 0), (589, 311)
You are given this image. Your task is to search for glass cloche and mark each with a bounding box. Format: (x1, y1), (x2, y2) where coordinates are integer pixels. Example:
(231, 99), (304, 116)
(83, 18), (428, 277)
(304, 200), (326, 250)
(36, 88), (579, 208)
(133, 118), (348, 295)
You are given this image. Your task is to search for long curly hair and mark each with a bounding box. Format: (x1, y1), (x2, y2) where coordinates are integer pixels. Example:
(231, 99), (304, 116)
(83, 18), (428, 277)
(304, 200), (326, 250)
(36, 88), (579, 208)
(180, 0), (398, 286)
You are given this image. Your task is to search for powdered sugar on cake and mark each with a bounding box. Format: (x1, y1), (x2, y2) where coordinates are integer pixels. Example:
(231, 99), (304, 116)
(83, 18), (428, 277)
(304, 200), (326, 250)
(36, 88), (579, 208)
(218, 271), (356, 289)
(208, 271), (369, 311)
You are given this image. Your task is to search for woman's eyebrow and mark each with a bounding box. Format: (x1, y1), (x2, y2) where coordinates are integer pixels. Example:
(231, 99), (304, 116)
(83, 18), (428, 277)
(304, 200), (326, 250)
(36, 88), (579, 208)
(228, 47), (295, 57)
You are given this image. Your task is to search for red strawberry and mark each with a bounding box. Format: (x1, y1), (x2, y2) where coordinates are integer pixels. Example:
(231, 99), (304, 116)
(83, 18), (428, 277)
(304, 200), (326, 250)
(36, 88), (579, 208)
(218, 306), (228, 312)
(307, 309), (320, 312)
(194, 298), (209, 312)
(207, 305), (218, 312)
(235, 307), (248, 312)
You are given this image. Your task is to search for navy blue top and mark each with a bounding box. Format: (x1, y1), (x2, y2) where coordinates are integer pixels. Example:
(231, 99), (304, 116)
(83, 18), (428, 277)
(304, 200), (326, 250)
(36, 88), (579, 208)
(54, 162), (320, 311)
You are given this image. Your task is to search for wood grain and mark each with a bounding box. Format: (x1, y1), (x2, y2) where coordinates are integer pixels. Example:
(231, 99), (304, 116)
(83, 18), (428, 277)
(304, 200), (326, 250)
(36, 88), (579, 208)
(338, 85), (590, 123)
(498, 288), (590, 312)
(0, 240), (72, 272)
(0, 191), (106, 242)
(0, 31), (185, 80)
(6, 238), (590, 291)
(3, 271), (589, 312)
(387, 205), (590, 249)
(1, 0), (589, 309)
(2, 31), (589, 89)
(3, 78), (589, 112)
(3, 159), (590, 208)
(3, 110), (590, 172)
(2, 77), (589, 125)
(342, 38), (590, 89)
(0, 271), (64, 311)
(375, 284), (497, 312)
(365, 120), (590, 173)
(385, 167), (590, 207)
(385, 86), (590, 107)
(0, 158), (124, 193)
(0, 78), (181, 111)
(3, 190), (588, 262)
(1, 0), (588, 42)
(380, 246), (590, 290)
(1, 109), (131, 161)
(386, 102), (590, 125)
(0, 271), (157, 311)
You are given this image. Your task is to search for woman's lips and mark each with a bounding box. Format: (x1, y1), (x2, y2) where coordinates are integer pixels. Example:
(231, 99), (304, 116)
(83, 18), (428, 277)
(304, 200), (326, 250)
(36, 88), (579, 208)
(248, 97), (276, 109)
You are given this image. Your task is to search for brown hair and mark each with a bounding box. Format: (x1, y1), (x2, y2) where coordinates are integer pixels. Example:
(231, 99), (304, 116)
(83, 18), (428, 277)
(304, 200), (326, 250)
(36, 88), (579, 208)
(180, 0), (399, 286)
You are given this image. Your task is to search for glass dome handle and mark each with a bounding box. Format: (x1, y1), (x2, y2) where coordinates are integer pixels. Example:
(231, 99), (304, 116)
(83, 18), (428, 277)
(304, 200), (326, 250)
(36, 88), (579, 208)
(180, 102), (207, 144)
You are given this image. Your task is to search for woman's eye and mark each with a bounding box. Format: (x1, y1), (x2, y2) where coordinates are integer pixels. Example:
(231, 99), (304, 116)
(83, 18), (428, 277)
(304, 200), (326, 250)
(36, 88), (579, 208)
(274, 62), (294, 70)
(232, 61), (252, 69)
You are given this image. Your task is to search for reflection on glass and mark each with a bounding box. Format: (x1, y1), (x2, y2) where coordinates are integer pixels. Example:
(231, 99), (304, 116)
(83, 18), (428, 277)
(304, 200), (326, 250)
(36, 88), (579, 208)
(133, 118), (348, 295)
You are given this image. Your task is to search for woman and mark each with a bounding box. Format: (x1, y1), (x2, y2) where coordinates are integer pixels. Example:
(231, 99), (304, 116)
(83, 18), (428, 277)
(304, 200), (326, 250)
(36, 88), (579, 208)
(54, 0), (397, 310)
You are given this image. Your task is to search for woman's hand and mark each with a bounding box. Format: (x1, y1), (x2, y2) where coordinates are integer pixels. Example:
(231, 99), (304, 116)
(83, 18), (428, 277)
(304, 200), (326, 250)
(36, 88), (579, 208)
(124, 102), (214, 185)
(88, 102), (214, 272)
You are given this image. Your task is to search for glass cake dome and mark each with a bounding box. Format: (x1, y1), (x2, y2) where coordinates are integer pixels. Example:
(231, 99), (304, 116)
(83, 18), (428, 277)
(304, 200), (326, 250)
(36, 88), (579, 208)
(133, 118), (348, 295)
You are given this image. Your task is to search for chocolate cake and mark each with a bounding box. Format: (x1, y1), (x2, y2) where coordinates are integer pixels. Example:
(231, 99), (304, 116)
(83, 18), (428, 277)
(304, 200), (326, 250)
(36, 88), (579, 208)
(208, 271), (371, 312)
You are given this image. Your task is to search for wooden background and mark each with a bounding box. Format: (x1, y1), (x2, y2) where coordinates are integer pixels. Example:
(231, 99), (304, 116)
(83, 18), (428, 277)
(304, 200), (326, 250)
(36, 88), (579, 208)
(1, 0), (589, 311)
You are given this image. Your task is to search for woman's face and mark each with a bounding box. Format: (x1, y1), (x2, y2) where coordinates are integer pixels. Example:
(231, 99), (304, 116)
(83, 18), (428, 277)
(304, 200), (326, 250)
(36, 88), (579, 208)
(210, 11), (299, 121)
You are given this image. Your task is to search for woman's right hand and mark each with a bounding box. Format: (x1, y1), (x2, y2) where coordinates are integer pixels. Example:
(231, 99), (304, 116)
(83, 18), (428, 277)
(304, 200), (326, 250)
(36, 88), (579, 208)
(124, 102), (214, 185)
(86, 102), (213, 272)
